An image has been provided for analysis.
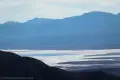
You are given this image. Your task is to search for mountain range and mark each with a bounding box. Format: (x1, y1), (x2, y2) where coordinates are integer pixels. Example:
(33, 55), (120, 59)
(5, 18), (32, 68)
(0, 11), (120, 50)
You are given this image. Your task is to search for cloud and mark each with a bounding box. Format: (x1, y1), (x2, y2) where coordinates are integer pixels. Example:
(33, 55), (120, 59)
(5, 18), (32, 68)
(0, 0), (119, 23)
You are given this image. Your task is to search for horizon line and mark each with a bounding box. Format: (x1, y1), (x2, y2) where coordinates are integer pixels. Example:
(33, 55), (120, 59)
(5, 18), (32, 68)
(0, 11), (119, 24)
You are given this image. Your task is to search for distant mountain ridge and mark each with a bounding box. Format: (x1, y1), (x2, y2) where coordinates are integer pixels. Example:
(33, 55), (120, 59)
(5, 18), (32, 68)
(0, 11), (120, 49)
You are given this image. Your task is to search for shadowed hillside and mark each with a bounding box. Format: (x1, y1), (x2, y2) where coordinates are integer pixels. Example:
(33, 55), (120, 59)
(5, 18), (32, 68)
(0, 50), (120, 80)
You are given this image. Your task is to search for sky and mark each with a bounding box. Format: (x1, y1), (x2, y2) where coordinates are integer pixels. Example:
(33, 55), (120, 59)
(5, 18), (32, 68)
(0, 0), (120, 23)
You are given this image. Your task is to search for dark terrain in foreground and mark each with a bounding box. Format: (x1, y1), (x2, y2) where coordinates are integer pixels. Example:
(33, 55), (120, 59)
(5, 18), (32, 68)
(0, 50), (120, 80)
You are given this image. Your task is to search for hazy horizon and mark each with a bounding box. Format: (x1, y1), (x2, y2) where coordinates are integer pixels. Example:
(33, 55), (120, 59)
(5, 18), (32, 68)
(0, 11), (119, 24)
(0, 0), (120, 23)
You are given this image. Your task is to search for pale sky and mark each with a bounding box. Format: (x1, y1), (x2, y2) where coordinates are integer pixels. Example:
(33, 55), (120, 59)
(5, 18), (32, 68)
(0, 0), (119, 23)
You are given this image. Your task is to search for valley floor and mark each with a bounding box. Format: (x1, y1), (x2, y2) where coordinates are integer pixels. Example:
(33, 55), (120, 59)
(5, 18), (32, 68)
(2, 49), (120, 72)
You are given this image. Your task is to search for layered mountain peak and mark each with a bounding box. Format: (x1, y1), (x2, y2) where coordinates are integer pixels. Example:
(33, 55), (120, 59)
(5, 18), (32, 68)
(0, 11), (120, 49)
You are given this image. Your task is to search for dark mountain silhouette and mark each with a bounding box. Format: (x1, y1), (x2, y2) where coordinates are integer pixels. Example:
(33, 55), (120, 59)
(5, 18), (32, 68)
(0, 11), (120, 49)
(0, 50), (120, 80)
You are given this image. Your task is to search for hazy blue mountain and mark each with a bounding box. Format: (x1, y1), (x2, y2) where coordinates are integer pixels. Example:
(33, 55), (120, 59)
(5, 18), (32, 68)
(0, 11), (120, 49)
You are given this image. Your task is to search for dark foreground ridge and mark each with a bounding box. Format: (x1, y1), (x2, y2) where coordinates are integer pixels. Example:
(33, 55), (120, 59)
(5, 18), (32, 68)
(0, 50), (120, 80)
